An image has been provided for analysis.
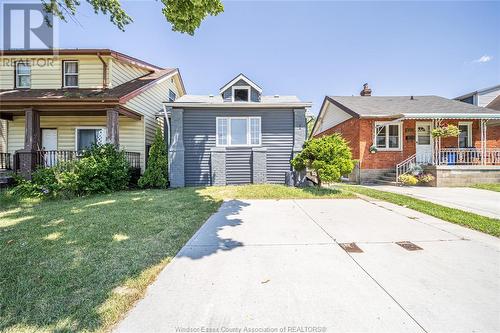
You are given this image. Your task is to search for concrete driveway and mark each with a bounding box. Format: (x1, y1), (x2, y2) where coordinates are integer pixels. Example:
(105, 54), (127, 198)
(115, 198), (500, 333)
(366, 185), (500, 219)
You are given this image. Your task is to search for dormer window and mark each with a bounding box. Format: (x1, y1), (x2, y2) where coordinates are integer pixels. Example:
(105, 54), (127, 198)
(63, 61), (79, 88)
(15, 62), (31, 88)
(232, 86), (250, 102)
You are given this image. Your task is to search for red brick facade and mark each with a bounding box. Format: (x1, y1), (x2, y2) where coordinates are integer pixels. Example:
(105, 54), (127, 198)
(315, 118), (500, 170)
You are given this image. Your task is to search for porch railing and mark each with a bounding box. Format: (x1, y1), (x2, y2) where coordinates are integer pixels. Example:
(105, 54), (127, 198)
(437, 148), (500, 166)
(13, 150), (141, 171)
(396, 153), (416, 182)
(0, 153), (11, 170)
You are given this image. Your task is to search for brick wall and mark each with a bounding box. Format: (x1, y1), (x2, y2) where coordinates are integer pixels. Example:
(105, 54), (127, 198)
(315, 118), (500, 171)
(314, 117), (360, 159)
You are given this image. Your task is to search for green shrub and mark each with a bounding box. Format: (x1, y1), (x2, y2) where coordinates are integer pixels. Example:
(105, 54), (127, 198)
(398, 174), (419, 186)
(76, 144), (130, 194)
(12, 144), (130, 199)
(431, 124), (460, 138)
(138, 128), (168, 188)
(291, 134), (355, 186)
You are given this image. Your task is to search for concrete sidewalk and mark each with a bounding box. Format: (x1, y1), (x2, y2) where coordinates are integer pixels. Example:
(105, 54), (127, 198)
(364, 185), (500, 219)
(114, 199), (500, 333)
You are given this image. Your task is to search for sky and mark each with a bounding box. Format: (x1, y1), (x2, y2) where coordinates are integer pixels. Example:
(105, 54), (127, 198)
(54, 0), (499, 115)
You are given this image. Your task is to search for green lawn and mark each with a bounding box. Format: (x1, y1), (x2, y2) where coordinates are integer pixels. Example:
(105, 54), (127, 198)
(470, 183), (500, 193)
(0, 184), (350, 332)
(342, 185), (500, 237)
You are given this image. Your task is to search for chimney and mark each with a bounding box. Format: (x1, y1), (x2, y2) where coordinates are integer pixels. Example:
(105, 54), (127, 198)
(360, 83), (372, 96)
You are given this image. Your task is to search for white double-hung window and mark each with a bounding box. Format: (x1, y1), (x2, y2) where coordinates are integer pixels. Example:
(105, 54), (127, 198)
(216, 117), (261, 146)
(16, 62), (31, 88)
(375, 122), (402, 150)
(63, 61), (79, 87)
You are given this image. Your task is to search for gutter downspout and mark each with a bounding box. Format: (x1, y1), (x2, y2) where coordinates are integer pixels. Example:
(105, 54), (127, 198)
(97, 53), (108, 89)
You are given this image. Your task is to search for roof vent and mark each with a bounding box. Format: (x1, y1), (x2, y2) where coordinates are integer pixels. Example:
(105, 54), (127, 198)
(274, 94), (280, 98)
(360, 83), (372, 96)
(410, 96), (414, 100)
(209, 94), (214, 98)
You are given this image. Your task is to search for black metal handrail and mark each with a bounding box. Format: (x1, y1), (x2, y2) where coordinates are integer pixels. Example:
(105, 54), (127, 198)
(13, 150), (141, 171)
(0, 152), (11, 170)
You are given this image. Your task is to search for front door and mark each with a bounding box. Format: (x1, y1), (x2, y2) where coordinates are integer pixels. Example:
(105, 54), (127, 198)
(41, 129), (57, 166)
(416, 122), (432, 164)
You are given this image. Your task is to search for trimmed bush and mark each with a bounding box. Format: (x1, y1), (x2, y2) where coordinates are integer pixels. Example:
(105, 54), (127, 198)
(291, 134), (355, 186)
(138, 128), (168, 188)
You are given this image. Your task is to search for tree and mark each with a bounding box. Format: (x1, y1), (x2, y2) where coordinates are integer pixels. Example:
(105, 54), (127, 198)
(291, 134), (355, 186)
(42, 0), (224, 34)
(138, 128), (168, 188)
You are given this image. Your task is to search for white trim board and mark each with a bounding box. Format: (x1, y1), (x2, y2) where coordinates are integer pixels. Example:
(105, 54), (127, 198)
(219, 74), (263, 94)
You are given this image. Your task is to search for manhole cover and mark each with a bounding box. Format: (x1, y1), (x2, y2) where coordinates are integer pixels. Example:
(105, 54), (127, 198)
(396, 241), (423, 251)
(339, 242), (363, 253)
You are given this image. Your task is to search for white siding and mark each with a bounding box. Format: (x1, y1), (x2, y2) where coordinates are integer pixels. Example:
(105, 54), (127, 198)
(478, 89), (500, 107)
(110, 60), (149, 88)
(0, 120), (7, 153)
(314, 102), (352, 135)
(8, 116), (145, 169)
(125, 75), (182, 147)
(0, 55), (106, 89)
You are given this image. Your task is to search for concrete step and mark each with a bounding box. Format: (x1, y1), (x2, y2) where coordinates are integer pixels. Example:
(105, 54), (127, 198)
(374, 179), (399, 186)
(379, 175), (396, 182)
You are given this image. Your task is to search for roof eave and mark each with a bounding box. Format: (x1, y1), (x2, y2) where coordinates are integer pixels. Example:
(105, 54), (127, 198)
(162, 102), (312, 108)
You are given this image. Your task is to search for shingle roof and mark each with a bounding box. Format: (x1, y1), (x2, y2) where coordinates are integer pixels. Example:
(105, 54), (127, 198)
(487, 95), (500, 111)
(328, 95), (500, 117)
(0, 68), (177, 103)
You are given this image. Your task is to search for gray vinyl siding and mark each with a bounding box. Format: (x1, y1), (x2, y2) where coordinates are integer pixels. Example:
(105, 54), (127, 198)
(183, 108), (294, 186)
(221, 79), (261, 102)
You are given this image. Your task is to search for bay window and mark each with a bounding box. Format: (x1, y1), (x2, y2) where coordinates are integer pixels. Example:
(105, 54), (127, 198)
(375, 122), (402, 150)
(216, 117), (261, 146)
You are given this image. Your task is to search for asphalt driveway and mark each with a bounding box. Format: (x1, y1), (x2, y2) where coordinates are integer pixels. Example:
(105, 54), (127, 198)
(366, 185), (500, 219)
(115, 198), (500, 333)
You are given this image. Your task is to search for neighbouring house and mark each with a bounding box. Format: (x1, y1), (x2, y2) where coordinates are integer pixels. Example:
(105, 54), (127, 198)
(0, 49), (185, 177)
(454, 84), (500, 108)
(163, 73), (311, 187)
(311, 84), (500, 186)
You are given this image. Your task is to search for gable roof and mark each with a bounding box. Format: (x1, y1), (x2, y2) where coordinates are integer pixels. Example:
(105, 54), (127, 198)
(487, 95), (500, 111)
(0, 68), (179, 105)
(1, 48), (162, 72)
(312, 95), (500, 137)
(219, 73), (263, 94)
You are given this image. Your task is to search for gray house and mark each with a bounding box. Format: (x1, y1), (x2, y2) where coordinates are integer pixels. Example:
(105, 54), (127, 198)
(164, 74), (311, 187)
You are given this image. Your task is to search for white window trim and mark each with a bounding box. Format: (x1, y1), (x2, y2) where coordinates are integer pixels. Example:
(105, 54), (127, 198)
(168, 89), (177, 102)
(458, 122), (473, 147)
(231, 86), (251, 102)
(374, 121), (403, 151)
(216, 116), (261, 147)
(74, 126), (107, 151)
(63, 60), (79, 88)
(16, 61), (31, 88)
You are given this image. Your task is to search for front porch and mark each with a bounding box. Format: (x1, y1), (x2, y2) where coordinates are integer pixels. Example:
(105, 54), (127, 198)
(0, 106), (144, 178)
(395, 117), (500, 186)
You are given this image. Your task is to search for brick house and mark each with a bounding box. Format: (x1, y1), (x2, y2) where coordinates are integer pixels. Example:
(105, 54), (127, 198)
(311, 84), (500, 186)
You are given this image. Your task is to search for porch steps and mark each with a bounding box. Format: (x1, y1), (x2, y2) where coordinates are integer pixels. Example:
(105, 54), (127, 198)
(374, 170), (398, 185)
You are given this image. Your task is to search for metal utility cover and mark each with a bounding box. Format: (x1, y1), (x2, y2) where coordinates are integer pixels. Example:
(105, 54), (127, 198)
(339, 242), (363, 253)
(396, 241), (423, 251)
